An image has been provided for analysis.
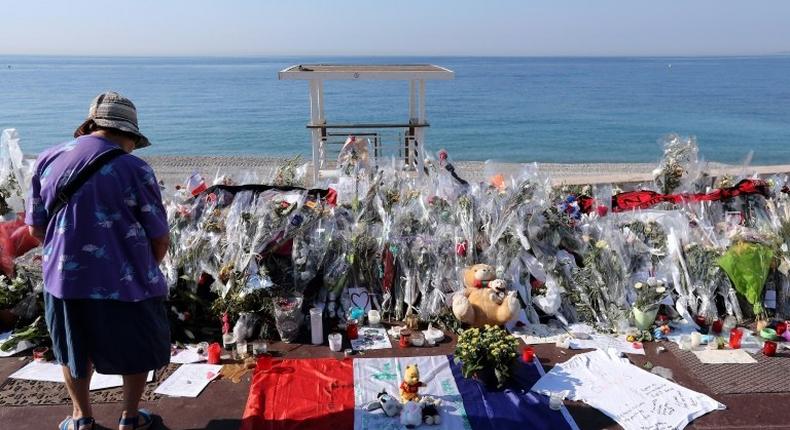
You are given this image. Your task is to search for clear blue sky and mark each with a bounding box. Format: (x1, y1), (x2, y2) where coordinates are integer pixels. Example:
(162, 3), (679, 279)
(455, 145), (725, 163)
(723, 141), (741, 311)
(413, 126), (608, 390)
(2, 0), (789, 57)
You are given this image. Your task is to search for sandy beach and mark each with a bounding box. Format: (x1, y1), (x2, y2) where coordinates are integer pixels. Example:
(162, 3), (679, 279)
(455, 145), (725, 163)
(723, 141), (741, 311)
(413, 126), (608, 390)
(140, 155), (790, 188)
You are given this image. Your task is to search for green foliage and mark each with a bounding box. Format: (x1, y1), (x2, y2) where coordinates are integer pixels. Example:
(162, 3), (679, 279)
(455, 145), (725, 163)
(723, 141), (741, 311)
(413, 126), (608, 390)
(454, 325), (520, 388)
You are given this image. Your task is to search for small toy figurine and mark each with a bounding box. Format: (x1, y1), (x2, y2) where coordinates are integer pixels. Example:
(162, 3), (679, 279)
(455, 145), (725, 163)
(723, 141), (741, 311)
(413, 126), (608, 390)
(421, 396), (442, 426)
(400, 364), (426, 403)
(400, 401), (422, 429)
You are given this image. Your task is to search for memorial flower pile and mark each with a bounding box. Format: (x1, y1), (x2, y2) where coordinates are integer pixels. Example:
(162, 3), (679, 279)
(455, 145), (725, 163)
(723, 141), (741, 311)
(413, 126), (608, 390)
(3, 133), (790, 349)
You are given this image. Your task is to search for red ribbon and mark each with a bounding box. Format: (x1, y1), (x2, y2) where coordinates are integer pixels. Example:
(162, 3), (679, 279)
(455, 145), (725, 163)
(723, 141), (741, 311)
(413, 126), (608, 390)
(610, 179), (770, 213)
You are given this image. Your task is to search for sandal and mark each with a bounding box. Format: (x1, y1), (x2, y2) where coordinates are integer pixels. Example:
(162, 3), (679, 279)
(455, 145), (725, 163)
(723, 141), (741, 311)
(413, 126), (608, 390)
(118, 409), (154, 430)
(58, 416), (95, 430)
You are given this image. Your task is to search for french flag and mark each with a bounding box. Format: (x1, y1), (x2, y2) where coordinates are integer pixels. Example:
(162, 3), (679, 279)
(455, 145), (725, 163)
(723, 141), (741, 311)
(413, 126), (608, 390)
(240, 355), (578, 430)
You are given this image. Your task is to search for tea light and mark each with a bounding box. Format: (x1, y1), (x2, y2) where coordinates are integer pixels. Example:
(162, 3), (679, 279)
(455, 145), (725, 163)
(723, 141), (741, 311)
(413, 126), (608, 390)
(679, 335), (692, 350)
(548, 392), (565, 410)
(368, 310), (381, 326)
(522, 346), (535, 363)
(690, 332), (702, 348)
(410, 332), (425, 347)
(33, 347), (49, 362)
(763, 341), (778, 357)
(252, 341), (268, 355)
(329, 332), (343, 352)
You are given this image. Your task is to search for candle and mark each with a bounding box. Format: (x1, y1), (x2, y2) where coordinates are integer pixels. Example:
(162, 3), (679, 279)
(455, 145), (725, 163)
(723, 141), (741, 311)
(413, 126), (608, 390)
(522, 346), (535, 363)
(207, 343), (222, 364)
(399, 329), (411, 348)
(310, 308), (323, 345)
(368, 310), (381, 326)
(33, 347), (49, 363)
(763, 341), (777, 357)
(729, 328), (743, 349)
(328, 333), (343, 352)
(347, 319), (359, 340)
(690, 332), (702, 348)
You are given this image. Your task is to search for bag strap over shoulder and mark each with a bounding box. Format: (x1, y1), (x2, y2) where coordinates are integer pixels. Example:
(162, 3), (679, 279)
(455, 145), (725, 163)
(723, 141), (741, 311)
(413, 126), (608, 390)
(46, 148), (126, 223)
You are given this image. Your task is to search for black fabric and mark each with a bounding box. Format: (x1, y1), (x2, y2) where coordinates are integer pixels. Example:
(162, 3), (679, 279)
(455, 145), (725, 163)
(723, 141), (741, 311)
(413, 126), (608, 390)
(44, 292), (171, 379)
(45, 147), (126, 224)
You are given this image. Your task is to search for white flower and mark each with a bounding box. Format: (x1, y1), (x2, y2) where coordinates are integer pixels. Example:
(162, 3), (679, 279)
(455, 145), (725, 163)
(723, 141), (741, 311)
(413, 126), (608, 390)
(647, 278), (657, 287)
(595, 240), (608, 249)
(656, 286), (666, 294)
(634, 282), (644, 290)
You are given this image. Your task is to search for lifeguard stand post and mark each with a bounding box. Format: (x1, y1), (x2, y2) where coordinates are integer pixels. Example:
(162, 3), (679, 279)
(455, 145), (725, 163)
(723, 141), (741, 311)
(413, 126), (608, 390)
(278, 64), (454, 183)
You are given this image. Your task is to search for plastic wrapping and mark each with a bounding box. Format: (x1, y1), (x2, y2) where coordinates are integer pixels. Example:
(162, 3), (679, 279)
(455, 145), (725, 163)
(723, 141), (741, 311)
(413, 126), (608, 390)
(652, 133), (708, 195)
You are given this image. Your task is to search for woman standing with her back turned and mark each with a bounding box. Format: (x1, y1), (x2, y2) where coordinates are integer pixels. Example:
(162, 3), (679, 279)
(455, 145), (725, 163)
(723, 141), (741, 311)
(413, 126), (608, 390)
(26, 92), (171, 430)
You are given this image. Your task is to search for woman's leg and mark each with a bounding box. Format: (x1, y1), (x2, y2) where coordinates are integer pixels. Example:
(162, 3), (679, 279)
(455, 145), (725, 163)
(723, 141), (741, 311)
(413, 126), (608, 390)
(120, 372), (148, 419)
(61, 363), (93, 427)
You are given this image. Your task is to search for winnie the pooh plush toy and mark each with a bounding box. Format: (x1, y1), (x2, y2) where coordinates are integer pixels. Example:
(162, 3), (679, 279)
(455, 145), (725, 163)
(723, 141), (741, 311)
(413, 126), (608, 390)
(400, 364), (426, 403)
(452, 263), (519, 327)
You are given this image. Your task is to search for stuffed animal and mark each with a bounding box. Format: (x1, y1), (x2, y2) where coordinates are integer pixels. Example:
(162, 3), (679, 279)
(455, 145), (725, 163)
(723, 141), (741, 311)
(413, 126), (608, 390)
(400, 397), (442, 428)
(400, 364), (426, 403)
(420, 396), (442, 426)
(366, 389), (402, 417)
(400, 401), (423, 429)
(452, 264), (520, 327)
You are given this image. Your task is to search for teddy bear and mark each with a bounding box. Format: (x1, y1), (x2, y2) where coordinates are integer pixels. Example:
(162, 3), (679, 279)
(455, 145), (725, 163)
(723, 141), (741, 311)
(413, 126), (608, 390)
(400, 364), (426, 403)
(452, 263), (520, 327)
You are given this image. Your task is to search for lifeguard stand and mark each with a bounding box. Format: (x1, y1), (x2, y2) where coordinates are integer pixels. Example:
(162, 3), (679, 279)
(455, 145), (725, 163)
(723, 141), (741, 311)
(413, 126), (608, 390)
(278, 64), (454, 183)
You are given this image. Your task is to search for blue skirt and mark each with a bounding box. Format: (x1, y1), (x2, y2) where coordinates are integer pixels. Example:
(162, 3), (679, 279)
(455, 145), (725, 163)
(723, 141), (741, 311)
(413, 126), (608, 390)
(44, 292), (170, 379)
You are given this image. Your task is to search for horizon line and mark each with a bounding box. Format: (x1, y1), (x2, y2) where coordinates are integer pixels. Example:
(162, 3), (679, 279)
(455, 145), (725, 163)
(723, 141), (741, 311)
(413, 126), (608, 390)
(1, 52), (790, 60)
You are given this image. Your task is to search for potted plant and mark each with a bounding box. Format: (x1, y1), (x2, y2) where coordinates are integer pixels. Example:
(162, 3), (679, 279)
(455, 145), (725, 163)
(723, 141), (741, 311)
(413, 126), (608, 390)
(632, 277), (668, 330)
(453, 325), (520, 389)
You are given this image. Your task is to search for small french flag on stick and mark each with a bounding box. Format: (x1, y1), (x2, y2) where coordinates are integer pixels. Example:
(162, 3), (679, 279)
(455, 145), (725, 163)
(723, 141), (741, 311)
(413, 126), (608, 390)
(186, 172), (207, 197)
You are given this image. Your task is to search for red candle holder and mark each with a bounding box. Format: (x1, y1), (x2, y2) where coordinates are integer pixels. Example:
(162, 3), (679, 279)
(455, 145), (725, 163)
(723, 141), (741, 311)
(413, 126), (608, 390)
(775, 321), (787, 336)
(522, 346), (535, 363)
(763, 341), (777, 357)
(729, 328), (743, 349)
(347, 319), (359, 340)
(207, 342), (222, 364)
(33, 346), (49, 362)
(399, 329), (411, 348)
(711, 320), (723, 334)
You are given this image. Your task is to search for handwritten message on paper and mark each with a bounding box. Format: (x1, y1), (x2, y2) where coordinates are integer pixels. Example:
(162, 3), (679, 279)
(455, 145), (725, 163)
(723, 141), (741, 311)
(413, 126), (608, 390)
(531, 350), (724, 430)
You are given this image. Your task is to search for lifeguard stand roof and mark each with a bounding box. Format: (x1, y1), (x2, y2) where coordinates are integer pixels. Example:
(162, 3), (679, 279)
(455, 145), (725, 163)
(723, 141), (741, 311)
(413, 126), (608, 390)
(278, 64), (454, 80)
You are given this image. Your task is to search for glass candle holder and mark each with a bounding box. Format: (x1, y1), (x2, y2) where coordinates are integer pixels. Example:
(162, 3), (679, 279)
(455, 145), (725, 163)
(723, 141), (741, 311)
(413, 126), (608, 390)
(368, 310), (381, 326)
(549, 392), (565, 410)
(763, 341), (778, 357)
(207, 343), (222, 364)
(328, 332), (343, 352)
(399, 329), (411, 348)
(252, 341), (268, 356)
(729, 328), (744, 349)
(522, 346), (535, 363)
(346, 319), (359, 340)
(310, 308), (323, 345)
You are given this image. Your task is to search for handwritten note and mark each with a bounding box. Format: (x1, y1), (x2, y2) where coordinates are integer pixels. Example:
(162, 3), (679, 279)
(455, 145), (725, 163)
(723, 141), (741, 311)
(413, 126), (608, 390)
(154, 363), (222, 398)
(531, 350), (724, 430)
(9, 361), (153, 390)
(350, 327), (392, 351)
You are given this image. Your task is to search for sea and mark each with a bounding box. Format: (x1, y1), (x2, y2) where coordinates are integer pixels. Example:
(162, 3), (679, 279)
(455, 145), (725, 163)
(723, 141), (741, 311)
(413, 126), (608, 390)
(1, 56), (789, 164)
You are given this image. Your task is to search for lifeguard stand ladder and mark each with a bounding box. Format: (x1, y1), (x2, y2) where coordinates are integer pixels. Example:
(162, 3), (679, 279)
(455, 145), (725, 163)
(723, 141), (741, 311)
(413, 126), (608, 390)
(278, 64), (455, 183)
